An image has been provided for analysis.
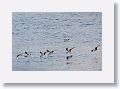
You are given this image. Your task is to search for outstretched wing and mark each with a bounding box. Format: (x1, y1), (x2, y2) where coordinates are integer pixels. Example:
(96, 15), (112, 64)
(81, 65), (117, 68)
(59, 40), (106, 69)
(70, 47), (75, 51)
(46, 50), (50, 52)
(40, 51), (43, 54)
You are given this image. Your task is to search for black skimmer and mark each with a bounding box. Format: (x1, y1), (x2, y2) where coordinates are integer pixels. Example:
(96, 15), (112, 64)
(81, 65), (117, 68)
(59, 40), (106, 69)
(66, 47), (75, 54)
(40, 51), (44, 57)
(24, 52), (31, 57)
(91, 45), (100, 52)
(46, 49), (56, 55)
(64, 39), (70, 42)
(48, 51), (54, 55)
(17, 52), (32, 58)
(66, 55), (73, 60)
(40, 50), (50, 57)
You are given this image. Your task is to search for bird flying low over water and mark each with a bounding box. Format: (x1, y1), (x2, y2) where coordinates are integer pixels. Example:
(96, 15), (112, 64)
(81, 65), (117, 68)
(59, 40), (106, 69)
(40, 49), (55, 57)
(46, 49), (57, 55)
(91, 45), (100, 52)
(40, 51), (44, 57)
(66, 55), (73, 60)
(48, 51), (54, 55)
(16, 51), (32, 58)
(66, 47), (75, 54)
(24, 51), (32, 57)
(64, 38), (70, 42)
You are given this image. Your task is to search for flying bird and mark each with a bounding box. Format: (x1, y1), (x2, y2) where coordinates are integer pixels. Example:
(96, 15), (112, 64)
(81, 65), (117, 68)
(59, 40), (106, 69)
(91, 45), (100, 52)
(48, 51), (54, 55)
(66, 47), (75, 54)
(24, 51), (32, 57)
(66, 55), (73, 60)
(40, 51), (44, 57)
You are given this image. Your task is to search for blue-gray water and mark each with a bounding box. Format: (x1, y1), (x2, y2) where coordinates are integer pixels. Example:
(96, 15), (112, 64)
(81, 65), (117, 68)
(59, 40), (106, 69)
(12, 12), (102, 71)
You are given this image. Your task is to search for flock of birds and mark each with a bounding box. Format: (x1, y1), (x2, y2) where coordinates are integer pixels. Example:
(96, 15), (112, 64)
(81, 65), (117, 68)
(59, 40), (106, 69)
(16, 44), (100, 64)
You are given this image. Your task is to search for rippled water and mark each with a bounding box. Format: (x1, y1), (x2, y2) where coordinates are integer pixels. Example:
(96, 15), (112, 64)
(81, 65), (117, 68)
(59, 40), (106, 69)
(12, 12), (102, 71)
